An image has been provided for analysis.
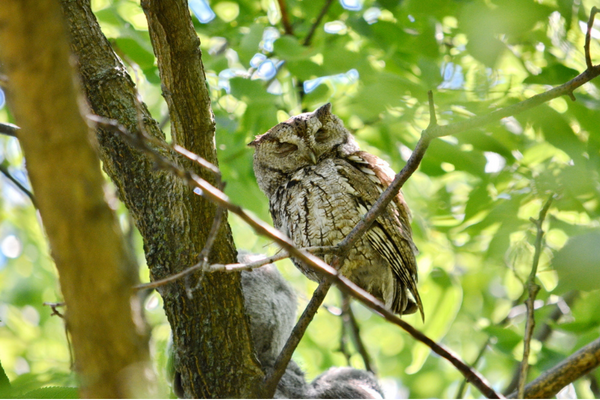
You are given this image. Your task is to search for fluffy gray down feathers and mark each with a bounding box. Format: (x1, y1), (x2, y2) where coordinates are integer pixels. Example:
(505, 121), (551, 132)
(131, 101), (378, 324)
(169, 252), (384, 399)
(238, 252), (384, 399)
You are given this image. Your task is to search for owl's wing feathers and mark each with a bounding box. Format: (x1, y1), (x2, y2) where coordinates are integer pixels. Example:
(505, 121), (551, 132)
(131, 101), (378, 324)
(346, 151), (424, 318)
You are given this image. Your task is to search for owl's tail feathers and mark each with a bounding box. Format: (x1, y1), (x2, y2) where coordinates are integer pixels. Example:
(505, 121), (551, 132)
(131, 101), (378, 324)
(413, 290), (425, 322)
(400, 287), (425, 322)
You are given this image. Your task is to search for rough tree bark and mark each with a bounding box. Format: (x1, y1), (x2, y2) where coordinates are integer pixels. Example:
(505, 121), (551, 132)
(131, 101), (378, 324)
(58, 0), (264, 397)
(0, 0), (153, 397)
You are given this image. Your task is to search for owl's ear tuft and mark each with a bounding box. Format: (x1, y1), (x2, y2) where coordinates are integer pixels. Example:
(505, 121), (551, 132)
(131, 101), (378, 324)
(315, 103), (332, 119)
(248, 133), (266, 147)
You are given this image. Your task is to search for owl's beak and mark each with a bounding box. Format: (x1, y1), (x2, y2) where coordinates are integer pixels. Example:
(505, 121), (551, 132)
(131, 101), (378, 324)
(308, 149), (318, 165)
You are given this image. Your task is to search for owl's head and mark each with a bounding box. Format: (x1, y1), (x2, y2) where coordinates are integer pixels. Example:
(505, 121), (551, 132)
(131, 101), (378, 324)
(249, 104), (359, 196)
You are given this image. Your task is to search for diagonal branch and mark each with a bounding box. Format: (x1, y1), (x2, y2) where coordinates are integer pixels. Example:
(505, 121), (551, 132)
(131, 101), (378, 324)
(338, 15), (600, 259)
(0, 122), (19, 137)
(263, 279), (334, 397)
(303, 0), (334, 46)
(91, 114), (501, 399)
(503, 291), (578, 395)
(518, 194), (554, 398)
(509, 337), (600, 399)
(0, 163), (37, 207)
(277, 0), (294, 35)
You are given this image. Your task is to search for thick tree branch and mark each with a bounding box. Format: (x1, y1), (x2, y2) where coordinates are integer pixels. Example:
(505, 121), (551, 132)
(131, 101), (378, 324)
(518, 194), (554, 398)
(509, 337), (600, 399)
(0, 1), (153, 396)
(60, 0), (263, 397)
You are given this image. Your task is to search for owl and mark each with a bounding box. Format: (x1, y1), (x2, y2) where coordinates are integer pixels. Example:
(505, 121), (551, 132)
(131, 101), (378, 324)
(249, 103), (423, 318)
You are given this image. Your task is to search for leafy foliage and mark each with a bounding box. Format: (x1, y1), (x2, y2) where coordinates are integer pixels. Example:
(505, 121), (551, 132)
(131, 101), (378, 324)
(0, 0), (599, 398)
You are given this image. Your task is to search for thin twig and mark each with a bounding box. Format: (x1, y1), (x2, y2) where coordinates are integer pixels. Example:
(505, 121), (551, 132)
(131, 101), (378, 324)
(338, 305), (352, 365)
(455, 337), (492, 399)
(0, 163), (37, 207)
(517, 194), (554, 398)
(508, 337), (600, 399)
(43, 302), (66, 318)
(503, 291), (578, 395)
(134, 246), (336, 290)
(277, 0), (294, 35)
(185, 205), (225, 298)
(342, 293), (375, 374)
(0, 122), (19, 137)
(585, 7), (599, 70)
(303, 0), (334, 46)
(263, 279), (334, 397)
(43, 302), (74, 370)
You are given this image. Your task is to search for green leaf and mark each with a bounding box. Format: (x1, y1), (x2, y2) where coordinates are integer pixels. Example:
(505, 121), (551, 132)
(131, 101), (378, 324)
(18, 387), (79, 399)
(0, 359), (9, 391)
(273, 36), (316, 61)
(524, 63), (579, 86)
(483, 325), (522, 354)
(406, 275), (462, 373)
(553, 232), (600, 292)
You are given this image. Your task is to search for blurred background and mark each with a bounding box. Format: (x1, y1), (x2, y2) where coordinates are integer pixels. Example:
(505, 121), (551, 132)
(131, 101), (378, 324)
(0, 0), (599, 397)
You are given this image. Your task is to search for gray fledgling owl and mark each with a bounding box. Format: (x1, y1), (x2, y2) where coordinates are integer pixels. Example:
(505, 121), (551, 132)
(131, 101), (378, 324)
(249, 103), (423, 318)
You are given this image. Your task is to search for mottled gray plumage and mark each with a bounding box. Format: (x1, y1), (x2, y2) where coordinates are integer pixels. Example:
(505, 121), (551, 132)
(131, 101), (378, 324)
(238, 252), (297, 364)
(249, 104), (423, 317)
(306, 367), (384, 399)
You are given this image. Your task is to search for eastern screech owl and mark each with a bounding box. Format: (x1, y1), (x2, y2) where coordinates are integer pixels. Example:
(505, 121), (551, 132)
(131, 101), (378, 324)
(249, 103), (423, 317)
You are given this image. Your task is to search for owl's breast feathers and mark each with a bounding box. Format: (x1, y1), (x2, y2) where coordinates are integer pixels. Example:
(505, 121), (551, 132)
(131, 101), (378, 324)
(270, 154), (423, 318)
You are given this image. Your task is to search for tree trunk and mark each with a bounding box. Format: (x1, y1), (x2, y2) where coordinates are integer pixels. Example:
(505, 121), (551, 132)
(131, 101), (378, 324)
(60, 0), (264, 397)
(0, 0), (153, 397)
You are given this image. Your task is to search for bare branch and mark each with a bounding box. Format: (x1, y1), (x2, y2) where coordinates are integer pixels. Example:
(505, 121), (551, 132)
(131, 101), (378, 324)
(0, 122), (18, 137)
(503, 291), (579, 395)
(43, 302), (66, 318)
(585, 7), (599, 70)
(427, 90), (438, 128)
(134, 246), (336, 291)
(0, 163), (37, 207)
(509, 337), (600, 399)
(277, 0), (294, 35)
(518, 194), (554, 398)
(263, 280), (334, 397)
(303, 0), (334, 46)
(96, 113), (500, 398)
(456, 337), (492, 399)
(341, 294), (375, 374)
